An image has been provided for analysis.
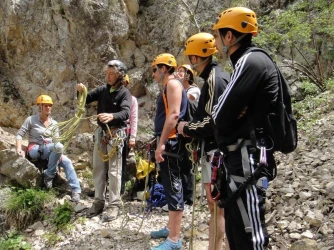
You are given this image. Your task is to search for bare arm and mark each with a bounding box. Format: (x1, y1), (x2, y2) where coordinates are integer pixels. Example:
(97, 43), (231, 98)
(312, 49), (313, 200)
(155, 79), (182, 162)
(15, 139), (25, 157)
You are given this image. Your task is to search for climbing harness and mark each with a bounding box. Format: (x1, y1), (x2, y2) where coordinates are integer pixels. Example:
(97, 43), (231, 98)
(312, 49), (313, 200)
(97, 126), (126, 162)
(216, 143), (269, 233)
(210, 151), (222, 202)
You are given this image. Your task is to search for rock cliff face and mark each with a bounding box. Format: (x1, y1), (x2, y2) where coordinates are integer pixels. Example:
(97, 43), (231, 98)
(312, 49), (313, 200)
(0, 0), (233, 139)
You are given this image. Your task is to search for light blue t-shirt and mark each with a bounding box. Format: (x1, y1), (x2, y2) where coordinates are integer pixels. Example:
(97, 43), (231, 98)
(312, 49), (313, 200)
(16, 114), (58, 144)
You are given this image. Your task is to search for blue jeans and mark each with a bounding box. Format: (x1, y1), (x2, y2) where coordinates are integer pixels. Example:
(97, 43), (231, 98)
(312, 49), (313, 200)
(28, 142), (81, 193)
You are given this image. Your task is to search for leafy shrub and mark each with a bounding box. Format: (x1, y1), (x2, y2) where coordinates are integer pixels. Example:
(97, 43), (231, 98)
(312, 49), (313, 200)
(326, 77), (334, 92)
(53, 201), (74, 228)
(0, 231), (31, 250)
(301, 81), (319, 96)
(4, 189), (54, 230)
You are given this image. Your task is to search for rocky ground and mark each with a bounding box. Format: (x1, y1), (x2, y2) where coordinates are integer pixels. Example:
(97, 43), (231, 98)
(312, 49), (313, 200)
(0, 92), (334, 250)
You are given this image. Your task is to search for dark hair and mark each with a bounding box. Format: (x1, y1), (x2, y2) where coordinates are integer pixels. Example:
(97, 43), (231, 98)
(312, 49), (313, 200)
(157, 64), (175, 74)
(187, 55), (213, 64)
(186, 69), (194, 84)
(219, 28), (253, 46)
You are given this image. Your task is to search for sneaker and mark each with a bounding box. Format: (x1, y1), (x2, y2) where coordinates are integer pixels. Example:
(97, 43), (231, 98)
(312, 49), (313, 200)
(86, 200), (105, 218)
(71, 192), (80, 202)
(43, 171), (53, 189)
(150, 227), (170, 239)
(150, 238), (182, 250)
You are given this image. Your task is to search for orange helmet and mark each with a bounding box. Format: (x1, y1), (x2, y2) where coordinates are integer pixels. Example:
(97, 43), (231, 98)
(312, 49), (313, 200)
(184, 33), (217, 57)
(36, 95), (53, 105)
(151, 53), (177, 68)
(212, 7), (258, 36)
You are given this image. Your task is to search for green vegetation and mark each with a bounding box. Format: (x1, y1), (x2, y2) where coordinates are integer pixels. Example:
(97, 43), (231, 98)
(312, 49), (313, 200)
(81, 170), (94, 188)
(4, 188), (55, 230)
(293, 78), (334, 131)
(53, 201), (74, 229)
(0, 231), (31, 250)
(44, 231), (62, 247)
(255, 1), (334, 91)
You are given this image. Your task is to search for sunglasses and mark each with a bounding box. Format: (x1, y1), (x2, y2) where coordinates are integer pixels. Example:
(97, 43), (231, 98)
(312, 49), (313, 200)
(152, 67), (159, 73)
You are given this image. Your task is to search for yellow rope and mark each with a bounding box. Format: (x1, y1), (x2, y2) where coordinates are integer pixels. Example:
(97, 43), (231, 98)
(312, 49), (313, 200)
(97, 127), (124, 162)
(45, 86), (94, 151)
(185, 139), (200, 250)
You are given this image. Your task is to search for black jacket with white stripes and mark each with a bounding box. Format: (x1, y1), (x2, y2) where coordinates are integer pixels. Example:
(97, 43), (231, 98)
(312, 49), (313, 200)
(183, 62), (229, 152)
(212, 44), (279, 149)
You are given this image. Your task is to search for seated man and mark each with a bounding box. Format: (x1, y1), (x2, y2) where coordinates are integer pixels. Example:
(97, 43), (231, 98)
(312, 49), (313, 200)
(16, 94), (81, 202)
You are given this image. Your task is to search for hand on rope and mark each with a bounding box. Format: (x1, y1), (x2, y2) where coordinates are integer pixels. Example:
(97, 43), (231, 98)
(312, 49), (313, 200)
(185, 139), (200, 174)
(44, 85), (94, 151)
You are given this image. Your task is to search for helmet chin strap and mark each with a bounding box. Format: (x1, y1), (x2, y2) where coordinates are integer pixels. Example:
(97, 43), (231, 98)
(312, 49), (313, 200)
(219, 33), (247, 70)
(109, 77), (122, 88)
(190, 57), (209, 75)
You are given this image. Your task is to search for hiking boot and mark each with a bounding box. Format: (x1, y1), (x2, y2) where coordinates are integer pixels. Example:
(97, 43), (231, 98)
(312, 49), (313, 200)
(86, 200), (105, 218)
(150, 227), (170, 239)
(43, 171), (54, 189)
(71, 192), (80, 203)
(87, 189), (95, 198)
(150, 238), (182, 250)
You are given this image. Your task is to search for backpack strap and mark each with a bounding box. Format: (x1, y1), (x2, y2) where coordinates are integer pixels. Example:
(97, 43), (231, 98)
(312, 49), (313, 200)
(244, 47), (283, 147)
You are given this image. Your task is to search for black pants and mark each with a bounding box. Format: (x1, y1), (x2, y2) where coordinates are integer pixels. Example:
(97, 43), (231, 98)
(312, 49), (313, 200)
(180, 142), (194, 205)
(223, 147), (275, 250)
(159, 138), (185, 211)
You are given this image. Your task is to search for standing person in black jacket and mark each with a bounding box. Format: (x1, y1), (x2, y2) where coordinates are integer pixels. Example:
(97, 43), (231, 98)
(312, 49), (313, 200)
(77, 60), (131, 217)
(177, 32), (230, 250)
(212, 7), (278, 250)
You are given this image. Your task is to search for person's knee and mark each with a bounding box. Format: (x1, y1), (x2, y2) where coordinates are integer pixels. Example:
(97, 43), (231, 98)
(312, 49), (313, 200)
(60, 156), (74, 170)
(54, 142), (64, 153)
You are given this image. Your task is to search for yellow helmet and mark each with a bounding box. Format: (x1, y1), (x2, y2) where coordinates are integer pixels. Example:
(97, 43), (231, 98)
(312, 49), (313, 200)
(184, 32), (217, 57)
(151, 53), (177, 68)
(36, 95), (53, 105)
(124, 74), (130, 86)
(178, 64), (194, 77)
(212, 7), (258, 36)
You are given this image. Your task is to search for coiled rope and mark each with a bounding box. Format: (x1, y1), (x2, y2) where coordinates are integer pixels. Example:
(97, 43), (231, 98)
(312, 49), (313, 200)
(45, 86), (94, 150)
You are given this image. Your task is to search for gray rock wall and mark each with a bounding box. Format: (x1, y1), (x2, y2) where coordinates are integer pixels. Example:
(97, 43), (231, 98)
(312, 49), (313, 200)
(0, 0), (303, 139)
(0, 0), (232, 139)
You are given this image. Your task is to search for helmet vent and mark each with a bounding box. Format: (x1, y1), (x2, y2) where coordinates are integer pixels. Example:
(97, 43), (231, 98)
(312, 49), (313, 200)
(241, 21), (248, 28)
(202, 49), (207, 54)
